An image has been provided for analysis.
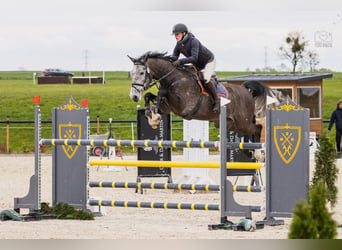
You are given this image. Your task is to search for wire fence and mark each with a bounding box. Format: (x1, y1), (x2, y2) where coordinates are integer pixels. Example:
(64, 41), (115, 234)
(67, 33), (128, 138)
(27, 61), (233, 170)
(0, 119), (193, 154)
(0, 117), (330, 154)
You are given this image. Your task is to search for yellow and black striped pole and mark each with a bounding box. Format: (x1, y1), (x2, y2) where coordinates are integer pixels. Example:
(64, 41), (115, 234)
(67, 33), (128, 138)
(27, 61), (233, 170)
(89, 181), (264, 192)
(40, 139), (263, 149)
(88, 200), (263, 212)
(89, 200), (219, 210)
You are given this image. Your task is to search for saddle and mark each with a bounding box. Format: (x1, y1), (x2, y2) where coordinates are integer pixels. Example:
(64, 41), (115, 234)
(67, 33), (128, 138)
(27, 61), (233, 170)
(182, 65), (229, 99)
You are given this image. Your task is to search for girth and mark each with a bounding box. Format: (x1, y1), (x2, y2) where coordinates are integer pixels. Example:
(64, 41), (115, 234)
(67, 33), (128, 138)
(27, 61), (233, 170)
(183, 92), (206, 120)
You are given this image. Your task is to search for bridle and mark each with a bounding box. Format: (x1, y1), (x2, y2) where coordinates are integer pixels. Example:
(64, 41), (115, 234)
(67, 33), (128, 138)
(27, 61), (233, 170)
(131, 60), (176, 92)
(131, 61), (152, 92)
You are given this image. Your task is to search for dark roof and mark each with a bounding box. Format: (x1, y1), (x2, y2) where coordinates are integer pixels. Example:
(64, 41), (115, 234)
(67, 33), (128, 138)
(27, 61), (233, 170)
(218, 73), (333, 82)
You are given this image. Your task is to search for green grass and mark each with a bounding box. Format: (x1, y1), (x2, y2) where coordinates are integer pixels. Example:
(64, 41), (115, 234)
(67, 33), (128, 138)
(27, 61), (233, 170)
(0, 71), (341, 153)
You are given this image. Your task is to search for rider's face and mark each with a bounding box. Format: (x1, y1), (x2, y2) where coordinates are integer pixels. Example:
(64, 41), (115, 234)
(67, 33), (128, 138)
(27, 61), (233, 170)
(175, 32), (184, 42)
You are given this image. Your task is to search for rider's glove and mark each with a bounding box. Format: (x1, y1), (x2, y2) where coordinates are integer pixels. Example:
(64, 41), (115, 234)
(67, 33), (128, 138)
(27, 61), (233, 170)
(172, 60), (181, 67)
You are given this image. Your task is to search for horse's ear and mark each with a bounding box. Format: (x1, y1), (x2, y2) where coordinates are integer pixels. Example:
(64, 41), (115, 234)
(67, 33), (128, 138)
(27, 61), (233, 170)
(127, 55), (136, 63)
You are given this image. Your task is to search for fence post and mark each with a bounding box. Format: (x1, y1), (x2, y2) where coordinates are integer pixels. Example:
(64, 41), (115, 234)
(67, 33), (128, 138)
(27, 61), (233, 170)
(6, 115), (9, 153)
(97, 115), (100, 134)
(131, 122), (135, 152)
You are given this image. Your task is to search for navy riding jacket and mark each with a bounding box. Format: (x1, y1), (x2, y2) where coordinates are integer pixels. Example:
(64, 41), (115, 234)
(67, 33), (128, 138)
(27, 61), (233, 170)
(172, 33), (214, 70)
(328, 101), (342, 131)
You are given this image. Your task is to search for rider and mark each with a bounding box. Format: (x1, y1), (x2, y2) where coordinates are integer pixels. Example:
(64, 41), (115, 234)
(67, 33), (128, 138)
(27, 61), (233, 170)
(171, 23), (220, 113)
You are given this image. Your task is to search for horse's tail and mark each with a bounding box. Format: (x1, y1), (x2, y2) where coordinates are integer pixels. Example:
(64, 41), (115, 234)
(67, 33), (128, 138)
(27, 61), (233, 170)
(242, 80), (285, 119)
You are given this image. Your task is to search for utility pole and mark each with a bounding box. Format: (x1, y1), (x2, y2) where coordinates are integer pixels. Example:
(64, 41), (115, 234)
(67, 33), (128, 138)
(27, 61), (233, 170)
(264, 46), (268, 69)
(84, 49), (88, 71)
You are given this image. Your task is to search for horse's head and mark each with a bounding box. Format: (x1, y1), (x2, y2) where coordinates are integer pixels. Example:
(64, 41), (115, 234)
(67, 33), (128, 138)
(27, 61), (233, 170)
(128, 54), (161, 129)
(128, 55), (152, 102)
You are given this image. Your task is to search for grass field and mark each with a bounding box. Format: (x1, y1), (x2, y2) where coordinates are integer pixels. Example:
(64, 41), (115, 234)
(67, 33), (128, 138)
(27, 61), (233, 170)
(0, 71), (341, 153)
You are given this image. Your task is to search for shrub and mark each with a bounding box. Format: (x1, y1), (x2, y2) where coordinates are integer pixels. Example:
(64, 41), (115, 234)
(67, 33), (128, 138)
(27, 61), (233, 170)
(41, 202), (94, 220)
(288, 180), (337, 239)
(309, 180), (338, 239)
(312, 134), (339, 208)
(288, 200), (317, 239)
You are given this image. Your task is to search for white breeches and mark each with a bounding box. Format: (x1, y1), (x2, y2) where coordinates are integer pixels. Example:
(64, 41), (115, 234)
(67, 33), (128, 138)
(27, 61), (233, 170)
(202, 59), (216, 83)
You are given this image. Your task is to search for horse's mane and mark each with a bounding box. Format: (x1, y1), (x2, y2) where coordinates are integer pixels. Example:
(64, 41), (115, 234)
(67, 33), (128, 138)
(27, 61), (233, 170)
(138, 51), (198, 79)
(137, 51), (175, 63)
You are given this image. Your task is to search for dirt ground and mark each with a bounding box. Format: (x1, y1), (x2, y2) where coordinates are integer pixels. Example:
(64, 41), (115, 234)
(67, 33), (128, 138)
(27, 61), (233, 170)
(0, 153), (342, 239)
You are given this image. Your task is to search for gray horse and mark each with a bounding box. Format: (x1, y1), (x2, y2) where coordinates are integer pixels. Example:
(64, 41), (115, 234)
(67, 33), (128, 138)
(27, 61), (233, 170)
(128, 51), (283, 143)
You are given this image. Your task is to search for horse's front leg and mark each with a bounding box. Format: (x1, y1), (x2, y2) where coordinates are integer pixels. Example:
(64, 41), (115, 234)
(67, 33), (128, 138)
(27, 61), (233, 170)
(144, 92), (157, 117)
(151, 89), (168, 114)
(144, 92), (161, 129)
(147, 89), (169, 129)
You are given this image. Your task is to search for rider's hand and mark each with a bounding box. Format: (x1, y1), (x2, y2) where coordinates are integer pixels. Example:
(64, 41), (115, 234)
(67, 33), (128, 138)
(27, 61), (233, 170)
(172, 60), (181, 67)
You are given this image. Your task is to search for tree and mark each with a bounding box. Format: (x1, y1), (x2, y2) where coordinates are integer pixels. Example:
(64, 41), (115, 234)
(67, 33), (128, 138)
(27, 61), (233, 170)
(312, 134), (339, 208)
(309, 180), (338, 239)
(288, 200), (318, 239)
(306, 50), (320, 72)
(279, 31), (307, 74)
(288, 180), (337, 239)
(289, 135), (339, 239)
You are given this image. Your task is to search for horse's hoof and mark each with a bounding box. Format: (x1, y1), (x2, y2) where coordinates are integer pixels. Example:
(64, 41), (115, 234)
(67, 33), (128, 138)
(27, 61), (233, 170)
(145, 110), (152, 117)
(151, 106), (158, 114)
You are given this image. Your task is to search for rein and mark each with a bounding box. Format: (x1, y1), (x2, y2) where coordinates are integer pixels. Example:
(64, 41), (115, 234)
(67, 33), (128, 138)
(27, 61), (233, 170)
(148, 66), (176, 89)
(145, 63), (206, 120)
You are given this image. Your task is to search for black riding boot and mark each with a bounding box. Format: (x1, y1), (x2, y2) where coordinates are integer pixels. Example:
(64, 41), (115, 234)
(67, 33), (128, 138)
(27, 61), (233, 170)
(206, 80), (220, 113)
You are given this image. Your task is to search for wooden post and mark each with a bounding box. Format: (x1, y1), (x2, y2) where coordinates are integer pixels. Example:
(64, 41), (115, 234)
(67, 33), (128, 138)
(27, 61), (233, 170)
(6, 115), (9, 153)
(97, 115), (100, 135)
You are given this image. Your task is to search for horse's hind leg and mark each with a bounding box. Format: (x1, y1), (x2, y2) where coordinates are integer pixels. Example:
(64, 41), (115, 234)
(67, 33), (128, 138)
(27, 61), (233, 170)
(249, 124), (262, 142)
(255, 124), (262, 142)
(250, 124), (265, 162)
(158, 97), (171, 115)
(213, 116), (237, 130)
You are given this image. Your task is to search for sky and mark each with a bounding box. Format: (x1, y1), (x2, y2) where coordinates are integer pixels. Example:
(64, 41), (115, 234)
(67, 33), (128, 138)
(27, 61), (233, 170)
(1, 0), (342, 72)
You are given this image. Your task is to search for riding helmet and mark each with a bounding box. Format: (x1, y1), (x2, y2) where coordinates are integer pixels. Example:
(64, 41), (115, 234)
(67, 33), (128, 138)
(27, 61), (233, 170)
(172, 23), (188, 34)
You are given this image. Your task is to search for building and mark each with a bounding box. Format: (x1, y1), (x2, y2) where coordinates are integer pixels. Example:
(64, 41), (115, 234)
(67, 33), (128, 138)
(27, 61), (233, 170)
(218, 73), (333, 138)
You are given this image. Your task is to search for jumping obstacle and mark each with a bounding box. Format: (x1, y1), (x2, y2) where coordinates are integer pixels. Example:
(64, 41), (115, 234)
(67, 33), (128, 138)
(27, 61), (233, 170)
(14, 107), (41, 212)
(15, 96), (310, 227)
(89, 160), (262, 169)
(136, 109), (172, 184)
(40, 138), (263, 149)
(88, 200), (263, 212)
(89, 181), (264, 192)
(89, 200), (220, 211)
(178, 119), (214, 188)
